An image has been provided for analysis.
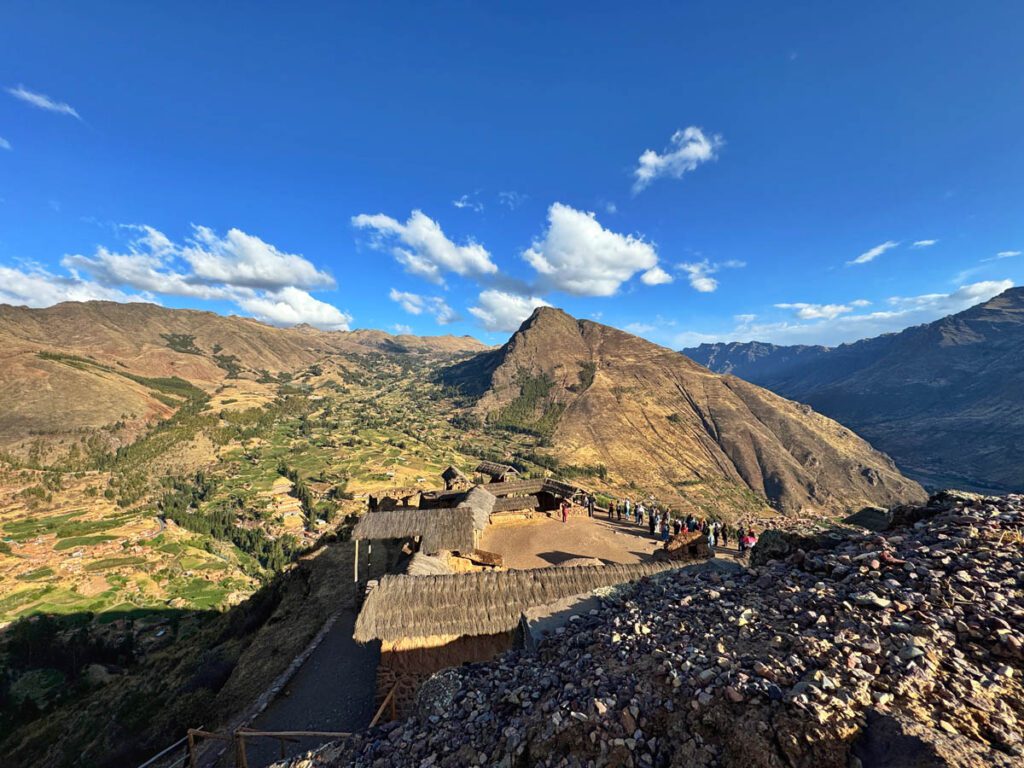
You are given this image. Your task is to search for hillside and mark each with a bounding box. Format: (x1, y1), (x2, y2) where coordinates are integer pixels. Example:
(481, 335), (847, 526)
(0, 301), (486, 460)
(684, 286), (1024, 492)
(441, 307), (925, 517)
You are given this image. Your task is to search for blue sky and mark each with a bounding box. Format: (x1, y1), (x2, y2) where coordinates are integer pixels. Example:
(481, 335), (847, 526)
(1, 2), (1022, 347)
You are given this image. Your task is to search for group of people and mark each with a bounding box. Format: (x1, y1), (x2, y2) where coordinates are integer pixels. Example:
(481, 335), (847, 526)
(575, 493), (759, 555)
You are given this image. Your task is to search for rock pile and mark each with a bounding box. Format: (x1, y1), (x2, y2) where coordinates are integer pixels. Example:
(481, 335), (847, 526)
(280, 493), (1023, 768)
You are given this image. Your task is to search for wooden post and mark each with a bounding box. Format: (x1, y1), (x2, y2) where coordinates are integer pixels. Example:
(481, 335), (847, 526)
(235, 732), (249, 768)
(354, 539), (359, 583)
(186, 731), (197, 768)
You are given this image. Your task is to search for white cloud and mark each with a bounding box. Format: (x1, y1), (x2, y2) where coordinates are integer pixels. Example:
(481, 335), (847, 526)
(352, 210), (497, 285)
(677, 259), (744, 293)
(996, 250), (1021, 259)
(468, 289), (549, 332)
(182, 226), (334, 290)
(392, 323), (413, 335)
(775, 302), (857, 320)
(0, 264), (148, 308)
(605, 202), (618, 214)
(847, 240), (899, 265)
(498, 191), (527, 210)
(235, 287), (352, 331)
(632, 127), (723, 193)
(640, 265), (673, 286)
(850, 299), (872, 307)
(0, 136), (10, 150)
(58, 224), (351, 330)
(523, 203), (664, 296)
(912, 239), (938, 248)
(674, 279), (1014, 348)
(388, 288), (458, 324)
(7, 84), (80, 119)
(452, 193), (483, 212)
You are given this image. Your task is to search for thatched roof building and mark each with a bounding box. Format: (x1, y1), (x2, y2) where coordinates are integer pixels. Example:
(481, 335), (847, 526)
(440, 465), (470, 490)
(475, 461), (520, 482)
(353, 486), (496, 554)
(354, 561), (679, 643)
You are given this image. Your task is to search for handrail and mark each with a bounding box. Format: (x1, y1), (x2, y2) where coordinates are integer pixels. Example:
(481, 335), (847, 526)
(183, 725), (358, 768)
(135, 733), (190, 768)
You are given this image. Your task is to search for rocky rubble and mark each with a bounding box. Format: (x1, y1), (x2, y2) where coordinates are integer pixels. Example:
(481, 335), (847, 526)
(279, 493), (1024, 768)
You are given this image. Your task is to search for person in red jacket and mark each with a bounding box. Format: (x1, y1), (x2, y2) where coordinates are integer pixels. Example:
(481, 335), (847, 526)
(560, 499), (569, 523)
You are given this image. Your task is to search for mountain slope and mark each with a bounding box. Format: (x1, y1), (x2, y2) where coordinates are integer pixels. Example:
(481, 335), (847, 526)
(684, 286), (1024, 492)
(442, 307), (925, 516)
(0, 301), (486, 454)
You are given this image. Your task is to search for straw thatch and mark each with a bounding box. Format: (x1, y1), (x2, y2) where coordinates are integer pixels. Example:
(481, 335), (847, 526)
(485, 477), (580, 499)
(475, 461), (520, 481)
(406, 553), (454, 576)
(353, 487), (496, 554)
(459, 485), (496, 532)
(352, 507), (477, 553)
(441, 465), (470, 485)
(354, 561), (680, 643)
(492, 494), (541, 513)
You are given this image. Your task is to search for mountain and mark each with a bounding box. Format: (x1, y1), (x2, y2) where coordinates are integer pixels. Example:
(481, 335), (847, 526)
(683, 286), (1024, 492)
(441, 307), (925, 517)
(0, 301), (486, 457)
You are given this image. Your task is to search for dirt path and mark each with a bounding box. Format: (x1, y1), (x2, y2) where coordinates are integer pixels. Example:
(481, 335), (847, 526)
(243, 611), (378, 767)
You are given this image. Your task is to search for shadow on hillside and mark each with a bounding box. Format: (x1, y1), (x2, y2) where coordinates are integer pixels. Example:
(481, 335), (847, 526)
(0, 535), (403, 768)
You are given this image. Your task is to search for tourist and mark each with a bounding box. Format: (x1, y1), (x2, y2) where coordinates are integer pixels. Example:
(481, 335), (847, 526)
(635, 502), (642, 525)
(661, 518), (670, 541)
(746, 528), (757, 550)
(651, 509), (660, 536)
(586, 494), (595, 518)
(561, 499), (569, 524)
(708, 522), (717, 549)
(720, 525), (728, 548)
(608, 499), (615, 520)
(623, 497), (631, 521)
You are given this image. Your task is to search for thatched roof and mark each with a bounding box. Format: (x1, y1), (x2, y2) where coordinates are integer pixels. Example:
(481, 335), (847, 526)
(487, 477), (580, 500)
(353, 486), (496, 554)
(352, 507), (476, 552)
(460, 485), (496, 532)
(354, 561), (679, 643)
(492, 494), (540, 513)
(441, 465), (469, 482)
(476, 461), (519, 480)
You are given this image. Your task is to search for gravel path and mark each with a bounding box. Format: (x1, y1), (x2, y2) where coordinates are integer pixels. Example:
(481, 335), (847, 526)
(244, 611), (379, 767)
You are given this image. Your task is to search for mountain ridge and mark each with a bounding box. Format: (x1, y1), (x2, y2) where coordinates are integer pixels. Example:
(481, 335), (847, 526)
(684, 286), (1024, 491)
